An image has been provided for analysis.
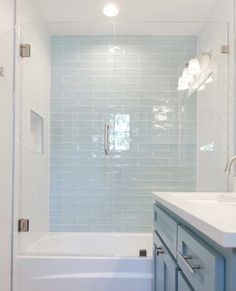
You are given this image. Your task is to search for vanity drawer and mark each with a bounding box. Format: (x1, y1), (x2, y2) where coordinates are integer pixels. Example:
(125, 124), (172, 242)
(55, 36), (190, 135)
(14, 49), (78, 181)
(177, 225), (224, 291)
(153, 204), (178, 257)
(178, 272), (194, 291)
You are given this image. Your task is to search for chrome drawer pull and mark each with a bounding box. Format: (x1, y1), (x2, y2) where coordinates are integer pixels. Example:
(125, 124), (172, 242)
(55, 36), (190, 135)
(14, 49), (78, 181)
(177, 251), (201, 275)
(183, 255), (192, 260)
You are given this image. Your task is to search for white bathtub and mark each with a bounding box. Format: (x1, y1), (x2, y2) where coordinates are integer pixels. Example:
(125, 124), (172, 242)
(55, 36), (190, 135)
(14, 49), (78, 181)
(17, 233), (153, 291)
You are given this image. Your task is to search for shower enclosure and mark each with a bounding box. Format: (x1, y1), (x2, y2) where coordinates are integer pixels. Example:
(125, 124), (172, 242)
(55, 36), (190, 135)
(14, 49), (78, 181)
(13, 19), (230, 291)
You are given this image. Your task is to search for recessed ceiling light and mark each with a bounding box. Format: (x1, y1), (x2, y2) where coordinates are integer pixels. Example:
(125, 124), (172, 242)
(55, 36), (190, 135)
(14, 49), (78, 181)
(103, 3), (119, 17)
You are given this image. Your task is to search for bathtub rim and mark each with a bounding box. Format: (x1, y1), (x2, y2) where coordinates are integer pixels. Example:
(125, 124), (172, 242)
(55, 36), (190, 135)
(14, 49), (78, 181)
(20, 232), (153, 257)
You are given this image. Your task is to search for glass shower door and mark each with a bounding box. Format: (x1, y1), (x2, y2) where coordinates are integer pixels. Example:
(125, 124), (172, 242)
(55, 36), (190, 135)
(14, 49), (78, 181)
(14, 21), (230, 257)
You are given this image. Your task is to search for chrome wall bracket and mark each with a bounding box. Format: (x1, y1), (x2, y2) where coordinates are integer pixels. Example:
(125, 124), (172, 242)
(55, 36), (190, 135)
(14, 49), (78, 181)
(18, 218), (30, 232)
(221, 45), (229, 54)
(20, 44), (31, 57)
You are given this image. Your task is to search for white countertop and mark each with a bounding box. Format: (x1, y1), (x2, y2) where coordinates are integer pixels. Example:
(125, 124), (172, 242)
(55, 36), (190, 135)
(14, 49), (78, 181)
(152, 192), (236, 248)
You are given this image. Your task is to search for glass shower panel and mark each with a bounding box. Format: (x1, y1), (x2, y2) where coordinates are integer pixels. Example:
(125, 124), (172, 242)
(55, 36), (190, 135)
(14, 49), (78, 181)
(15, 23), (51, 253)
(15, 21), (229, 254)
(102, 32), (198, 233)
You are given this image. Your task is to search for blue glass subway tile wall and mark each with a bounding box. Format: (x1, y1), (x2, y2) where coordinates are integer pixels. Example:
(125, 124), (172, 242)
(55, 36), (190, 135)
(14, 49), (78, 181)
(50, 36), (197, 232)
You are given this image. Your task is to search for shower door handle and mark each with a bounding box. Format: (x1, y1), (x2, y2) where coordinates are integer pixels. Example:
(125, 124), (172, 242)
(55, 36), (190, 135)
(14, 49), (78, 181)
(104, 122), (110, 156)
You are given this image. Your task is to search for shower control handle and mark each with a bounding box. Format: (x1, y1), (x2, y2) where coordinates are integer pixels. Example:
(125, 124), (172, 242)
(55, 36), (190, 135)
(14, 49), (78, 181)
(104, 122), (110, 156)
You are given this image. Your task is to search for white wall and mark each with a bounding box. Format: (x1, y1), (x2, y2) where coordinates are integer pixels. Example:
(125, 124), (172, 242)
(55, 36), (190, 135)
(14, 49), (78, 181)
(0, 0), (14, 290)
(197, 23), (229, 191)
(197, 0), (235, 191)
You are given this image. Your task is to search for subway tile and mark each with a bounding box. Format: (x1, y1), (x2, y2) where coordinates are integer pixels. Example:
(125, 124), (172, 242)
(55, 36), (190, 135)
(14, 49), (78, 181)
(50, 35), (197, 232)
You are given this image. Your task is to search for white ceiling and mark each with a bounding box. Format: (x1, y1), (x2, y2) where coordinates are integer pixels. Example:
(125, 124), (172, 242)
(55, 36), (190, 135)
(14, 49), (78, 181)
(20, 0), (219, 35)
(34, 0), (217, 22)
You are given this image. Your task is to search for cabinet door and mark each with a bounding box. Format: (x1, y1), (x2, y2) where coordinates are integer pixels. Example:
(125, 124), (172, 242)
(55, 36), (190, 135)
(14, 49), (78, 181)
(178, 272), (194, 291)
(154, 231), (178, 291)
(153, 204), (179, 258)
(154, 243), (164, 291)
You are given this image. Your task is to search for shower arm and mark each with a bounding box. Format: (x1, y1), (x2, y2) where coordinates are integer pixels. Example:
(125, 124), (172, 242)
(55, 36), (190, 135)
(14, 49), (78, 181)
(104, 122), (110, 156)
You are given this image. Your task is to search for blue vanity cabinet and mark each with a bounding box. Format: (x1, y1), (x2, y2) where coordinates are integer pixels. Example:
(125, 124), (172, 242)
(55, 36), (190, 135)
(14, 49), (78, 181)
(154, 230), (179, 291)
(153, 203), (226, 291)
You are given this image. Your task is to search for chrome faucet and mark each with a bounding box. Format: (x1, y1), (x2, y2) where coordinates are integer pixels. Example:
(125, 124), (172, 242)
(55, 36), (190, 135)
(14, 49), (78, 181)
(225, 155), (236, 174)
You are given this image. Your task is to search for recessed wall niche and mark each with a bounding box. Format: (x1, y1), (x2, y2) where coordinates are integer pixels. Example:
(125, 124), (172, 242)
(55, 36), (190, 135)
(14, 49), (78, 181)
(30, 110), (44, 154)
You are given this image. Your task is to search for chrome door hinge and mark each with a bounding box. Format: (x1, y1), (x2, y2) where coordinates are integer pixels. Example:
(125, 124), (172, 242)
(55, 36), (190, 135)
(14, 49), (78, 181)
(18, 218), (30, 232)
(20, 44), (31, 57)
(221, 45), (229, 54)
